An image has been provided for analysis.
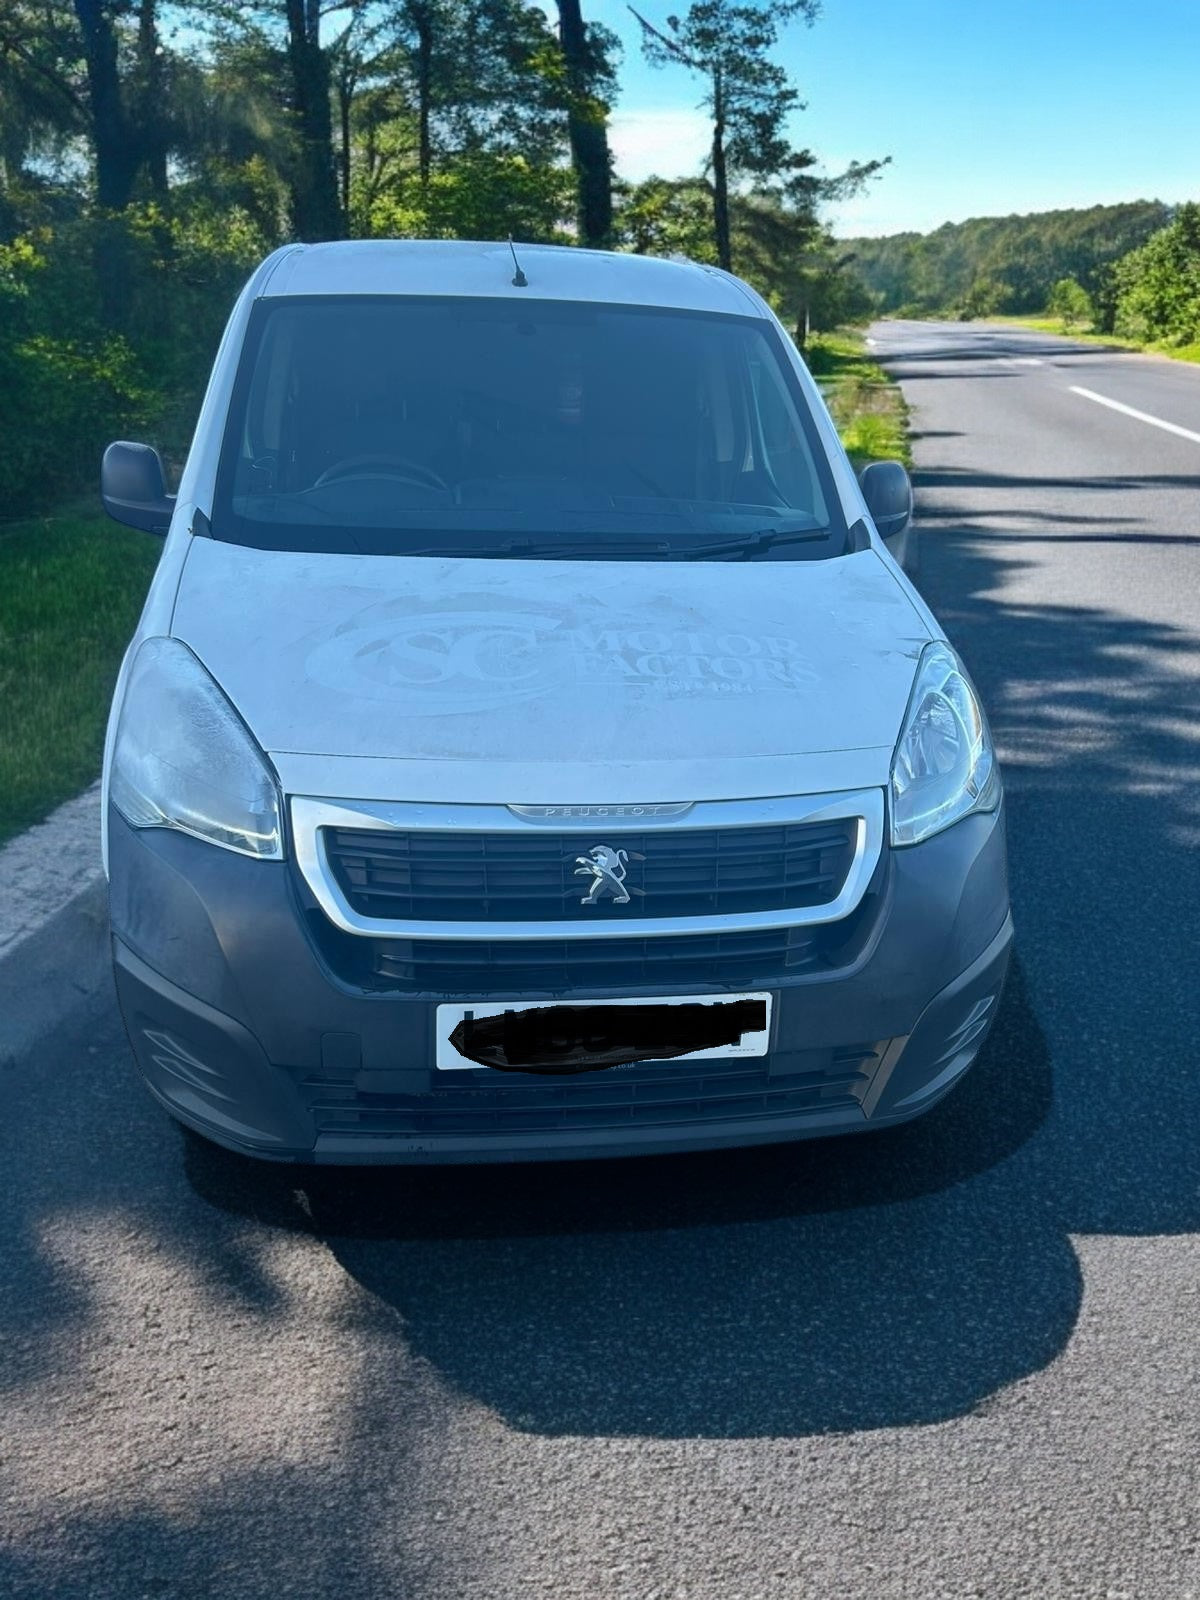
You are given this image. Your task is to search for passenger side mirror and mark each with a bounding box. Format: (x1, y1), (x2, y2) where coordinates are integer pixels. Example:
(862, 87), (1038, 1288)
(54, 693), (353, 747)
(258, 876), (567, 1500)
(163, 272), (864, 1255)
(858, 460), (913, 544)
(101, 441), (175, 535)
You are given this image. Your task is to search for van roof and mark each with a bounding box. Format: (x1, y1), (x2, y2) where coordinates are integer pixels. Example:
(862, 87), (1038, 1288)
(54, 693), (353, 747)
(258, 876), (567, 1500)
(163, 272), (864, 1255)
(261, 239), (761, 318)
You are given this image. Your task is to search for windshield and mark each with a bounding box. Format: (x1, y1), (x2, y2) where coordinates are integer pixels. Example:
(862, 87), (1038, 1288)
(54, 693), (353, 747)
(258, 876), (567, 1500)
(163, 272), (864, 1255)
(213, 295), (849, 560)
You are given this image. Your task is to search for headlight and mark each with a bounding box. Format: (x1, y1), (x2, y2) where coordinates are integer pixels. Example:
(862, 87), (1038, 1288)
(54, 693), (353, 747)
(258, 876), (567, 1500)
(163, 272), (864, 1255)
(890, 641), (1000, 847)
(111, 637), (283, 859)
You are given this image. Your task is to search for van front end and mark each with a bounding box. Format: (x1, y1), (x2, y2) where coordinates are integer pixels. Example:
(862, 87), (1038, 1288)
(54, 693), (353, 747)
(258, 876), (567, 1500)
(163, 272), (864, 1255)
(108, 783), (1011, 1165)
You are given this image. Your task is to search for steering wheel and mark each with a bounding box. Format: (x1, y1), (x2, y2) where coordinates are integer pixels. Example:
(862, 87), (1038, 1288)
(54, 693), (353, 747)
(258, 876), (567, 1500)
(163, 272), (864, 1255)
(313, 454), (448, 491)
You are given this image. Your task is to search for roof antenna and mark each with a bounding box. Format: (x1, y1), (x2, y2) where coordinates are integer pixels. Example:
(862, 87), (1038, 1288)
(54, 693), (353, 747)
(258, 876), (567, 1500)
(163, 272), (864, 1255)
(508, 236), (528, 289)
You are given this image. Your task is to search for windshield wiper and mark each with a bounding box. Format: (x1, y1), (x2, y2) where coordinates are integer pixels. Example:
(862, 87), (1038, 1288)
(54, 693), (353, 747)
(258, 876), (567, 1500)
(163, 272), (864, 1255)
(389, 537), (676, 560)
(492, 537), (677, 558)
(330, 525), (829, 562)
(676, 523), (831, 561)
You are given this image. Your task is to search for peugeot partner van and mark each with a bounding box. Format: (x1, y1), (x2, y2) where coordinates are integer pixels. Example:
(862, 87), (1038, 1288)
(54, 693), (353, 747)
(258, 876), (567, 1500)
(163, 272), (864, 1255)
(100, 241), (1011, 1163)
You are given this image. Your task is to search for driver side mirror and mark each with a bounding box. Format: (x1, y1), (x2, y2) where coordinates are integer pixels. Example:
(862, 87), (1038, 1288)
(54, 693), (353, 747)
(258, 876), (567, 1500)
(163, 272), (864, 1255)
(858, 460), (913, 544)
(101, 441), (175, 535)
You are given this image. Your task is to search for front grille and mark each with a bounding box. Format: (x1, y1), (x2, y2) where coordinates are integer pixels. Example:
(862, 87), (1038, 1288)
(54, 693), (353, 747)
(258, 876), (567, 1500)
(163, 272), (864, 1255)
(373, 926), (823, 992)
(302, 851), (886, 997)
(302, 1043), (888, 1141)
(324, 816), (859, 924)
(306, 907), (878, 996)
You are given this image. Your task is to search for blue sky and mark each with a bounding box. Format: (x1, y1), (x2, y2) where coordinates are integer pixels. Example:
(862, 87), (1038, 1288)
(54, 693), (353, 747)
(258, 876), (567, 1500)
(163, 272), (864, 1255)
(592, 0), (1198, 237)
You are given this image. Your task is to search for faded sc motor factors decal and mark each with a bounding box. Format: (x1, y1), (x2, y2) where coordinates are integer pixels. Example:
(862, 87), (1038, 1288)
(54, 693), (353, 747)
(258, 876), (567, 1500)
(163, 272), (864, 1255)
(304, 601), (820, 715)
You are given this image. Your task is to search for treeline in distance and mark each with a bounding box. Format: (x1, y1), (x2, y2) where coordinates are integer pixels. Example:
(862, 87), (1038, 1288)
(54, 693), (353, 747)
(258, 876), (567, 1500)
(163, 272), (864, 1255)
(844, 199), (1200, 350)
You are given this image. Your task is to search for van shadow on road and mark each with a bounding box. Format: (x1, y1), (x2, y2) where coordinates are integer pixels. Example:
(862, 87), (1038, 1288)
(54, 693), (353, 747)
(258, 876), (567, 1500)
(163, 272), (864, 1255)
(186, 492), (1200, 1438)
(187, 951), (1057, 1439)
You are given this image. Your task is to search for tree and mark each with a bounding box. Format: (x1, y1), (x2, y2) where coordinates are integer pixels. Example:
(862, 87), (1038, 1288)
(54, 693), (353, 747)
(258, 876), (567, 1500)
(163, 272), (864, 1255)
(956, 275), (1011, 320)
(382, 0), (565, 180)
(72, 0), (139, 208)
(0, 0), (184, 211)
(555, 0), (617, 247)
(843, 201), (1172, 318)
(328, 6), (391, 230)
(1046, 275), (1092, 330)
(629, 0), (818, 271)
(193, 0), (359, 241)
(280, 0), (342, 238)
(1113, 203), (1200, 347)
(619, 174), (714, 259)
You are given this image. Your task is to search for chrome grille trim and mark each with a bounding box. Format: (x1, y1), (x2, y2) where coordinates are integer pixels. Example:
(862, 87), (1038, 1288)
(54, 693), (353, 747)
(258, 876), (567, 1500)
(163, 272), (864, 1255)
(290, 789), (885, 941)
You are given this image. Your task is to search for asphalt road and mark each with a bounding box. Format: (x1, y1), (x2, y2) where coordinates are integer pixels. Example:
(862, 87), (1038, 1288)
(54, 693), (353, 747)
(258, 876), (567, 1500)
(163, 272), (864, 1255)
(4, 321), (1200, 1599)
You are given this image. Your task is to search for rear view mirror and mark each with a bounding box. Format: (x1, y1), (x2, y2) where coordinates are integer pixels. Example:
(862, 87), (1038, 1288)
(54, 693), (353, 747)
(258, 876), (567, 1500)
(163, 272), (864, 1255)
(101, 441), (174, 535)
(858, 460), (913, 544)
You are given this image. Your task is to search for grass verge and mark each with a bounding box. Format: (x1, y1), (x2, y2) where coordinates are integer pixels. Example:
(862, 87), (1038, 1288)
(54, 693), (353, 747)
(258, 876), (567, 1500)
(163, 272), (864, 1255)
(803, 331), (912, 470)
(980, 314), (1200, 364)
(0, 507), (159, 845)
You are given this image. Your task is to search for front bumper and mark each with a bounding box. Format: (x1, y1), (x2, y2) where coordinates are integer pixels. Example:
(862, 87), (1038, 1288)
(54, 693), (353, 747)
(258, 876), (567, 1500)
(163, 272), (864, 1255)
(108, 802), (1012, 1164)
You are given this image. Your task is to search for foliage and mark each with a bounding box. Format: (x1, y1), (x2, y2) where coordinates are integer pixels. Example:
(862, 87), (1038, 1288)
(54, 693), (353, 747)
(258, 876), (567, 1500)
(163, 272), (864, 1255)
(618, 174), (715, 259)
(366, 151), (575, 240)
(845, 201), (1172, 318)
(0, 230), (148, 513)
(616, 173), (870, 343)
(0, 202), (273, 514)
(629, 0), (822, 271)
(1112, 202), (1200, 346)
(1045, 276), (1093, 329)
(956, 275), (1012, 320)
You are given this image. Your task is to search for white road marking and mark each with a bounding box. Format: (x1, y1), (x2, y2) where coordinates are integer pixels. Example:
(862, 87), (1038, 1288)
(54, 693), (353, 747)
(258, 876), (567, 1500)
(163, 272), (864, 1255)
(1010, 357), (1043, 366)
(1070, 385), (1200, 445)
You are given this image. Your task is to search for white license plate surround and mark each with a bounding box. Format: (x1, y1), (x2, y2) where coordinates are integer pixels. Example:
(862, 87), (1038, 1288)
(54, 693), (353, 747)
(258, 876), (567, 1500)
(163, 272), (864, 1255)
(435, 991), (773, 1071)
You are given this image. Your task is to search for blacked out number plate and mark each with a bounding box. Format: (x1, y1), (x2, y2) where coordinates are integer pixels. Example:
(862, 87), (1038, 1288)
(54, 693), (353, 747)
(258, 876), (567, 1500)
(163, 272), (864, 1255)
(436, 992), (772, 1075)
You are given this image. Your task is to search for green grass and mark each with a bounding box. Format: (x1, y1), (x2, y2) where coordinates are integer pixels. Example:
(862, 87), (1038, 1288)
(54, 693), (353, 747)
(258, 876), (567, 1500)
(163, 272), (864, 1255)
(977, 313), (1200, 364)
(804, 331), (912, 470)
(0, 507), (160, 845)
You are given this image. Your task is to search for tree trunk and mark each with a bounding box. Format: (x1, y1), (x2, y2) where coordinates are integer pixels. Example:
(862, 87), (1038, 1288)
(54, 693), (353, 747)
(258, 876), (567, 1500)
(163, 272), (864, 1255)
(284, 0), (342, 240)
(337, 61), (354, 234)
(72, 0), (138, 327)
(136, 0), (168, 199)
(414, 6), (433, 185)
(72, 0), (138, 209)
(710, 65), (731, 272)
(556, 0), (612, 248)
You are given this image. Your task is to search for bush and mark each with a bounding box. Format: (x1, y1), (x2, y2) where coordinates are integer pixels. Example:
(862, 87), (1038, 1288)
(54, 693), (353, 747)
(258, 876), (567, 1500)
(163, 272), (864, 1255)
(956, 276), (1012, 320)
(0, 236), (152, 515)
(1113, 202), (1200, 346)
(0, 205), (273, 517)
(1046, 276), (1093, 329)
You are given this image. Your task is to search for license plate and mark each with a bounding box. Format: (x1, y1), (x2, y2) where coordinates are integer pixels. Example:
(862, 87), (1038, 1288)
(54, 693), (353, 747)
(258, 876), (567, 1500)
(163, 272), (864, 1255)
(435, 991), (772, 1072)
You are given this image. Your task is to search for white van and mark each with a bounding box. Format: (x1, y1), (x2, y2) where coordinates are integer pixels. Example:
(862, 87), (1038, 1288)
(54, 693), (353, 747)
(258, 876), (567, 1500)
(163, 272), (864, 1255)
(100, 240), (1011, 1164)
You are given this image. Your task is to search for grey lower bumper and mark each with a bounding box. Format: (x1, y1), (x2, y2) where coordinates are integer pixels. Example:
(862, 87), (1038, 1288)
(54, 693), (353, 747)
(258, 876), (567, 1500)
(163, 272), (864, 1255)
(109, 802), (1012, 1164)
